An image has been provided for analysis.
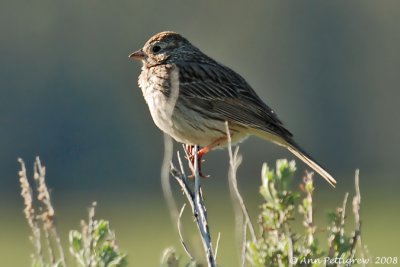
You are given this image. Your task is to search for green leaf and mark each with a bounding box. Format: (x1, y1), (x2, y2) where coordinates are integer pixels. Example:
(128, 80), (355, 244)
(69, 230), (83, 253)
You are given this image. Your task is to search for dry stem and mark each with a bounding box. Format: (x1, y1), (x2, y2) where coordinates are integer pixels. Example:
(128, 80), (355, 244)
(170, 146), (217, 267)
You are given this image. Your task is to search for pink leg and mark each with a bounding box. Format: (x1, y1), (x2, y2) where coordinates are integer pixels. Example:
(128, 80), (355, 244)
(184, 136), (227, 178)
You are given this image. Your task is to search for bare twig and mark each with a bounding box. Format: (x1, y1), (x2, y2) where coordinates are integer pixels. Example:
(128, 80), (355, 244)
(340, 193), (349, 241)
(162, 134), (179, 225)
(177, 204), (194, 260)
(161, 65), (181, 229)
(350, 169), (365, 264)
(214, 232), (221, 262)
(177, 151), (188, 179)
(225, 122), (256, 242)
(241, 220), (248, 267)
(181, 146), (195, 175)
(170, 146), (216, 267)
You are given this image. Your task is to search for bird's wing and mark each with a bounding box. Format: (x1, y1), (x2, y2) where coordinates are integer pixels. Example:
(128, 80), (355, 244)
(176, 61), (293, 138)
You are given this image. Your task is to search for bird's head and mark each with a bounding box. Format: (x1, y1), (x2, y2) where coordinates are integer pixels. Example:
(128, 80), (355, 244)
(129, 31), (203, 67)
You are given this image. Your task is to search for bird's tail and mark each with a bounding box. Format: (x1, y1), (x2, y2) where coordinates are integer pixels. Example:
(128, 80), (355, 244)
(253, 129), (337, 187)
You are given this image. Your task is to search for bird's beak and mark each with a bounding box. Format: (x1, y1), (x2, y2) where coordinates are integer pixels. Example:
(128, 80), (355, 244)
(129, 49), (146, 60)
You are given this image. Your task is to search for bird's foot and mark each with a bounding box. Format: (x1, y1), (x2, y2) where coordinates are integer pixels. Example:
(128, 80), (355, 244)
(184, 144), (210, 178)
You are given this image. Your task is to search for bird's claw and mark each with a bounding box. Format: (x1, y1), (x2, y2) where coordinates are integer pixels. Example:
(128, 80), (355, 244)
(183, 145), (209, 179)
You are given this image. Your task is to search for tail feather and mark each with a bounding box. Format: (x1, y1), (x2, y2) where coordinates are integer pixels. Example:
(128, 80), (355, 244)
(253, 129), (337, 187)
(286, 144), (336, 187)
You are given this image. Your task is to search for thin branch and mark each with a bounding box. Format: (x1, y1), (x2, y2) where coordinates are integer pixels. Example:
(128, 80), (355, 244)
(350, 169), (365, 264)
(193, 146), (201, 198)
(181, 145), (195, 176)
(177, 151), (187, 179)
(241, 220), (248, 267)
(161, 134), (179, 226)
(214, 232), (221, 262)
(177, 204), (194, 260)
(161, 60), (181, 231)
(170, 147), (216, 267)
(340, 193), (349, 241)
(225, 122), (256, 242)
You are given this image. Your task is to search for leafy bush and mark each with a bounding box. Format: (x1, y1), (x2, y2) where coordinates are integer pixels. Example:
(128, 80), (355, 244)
(246, 160), (365, 266)
(18, 158), (127, 267)
(19, 157), (365, 267)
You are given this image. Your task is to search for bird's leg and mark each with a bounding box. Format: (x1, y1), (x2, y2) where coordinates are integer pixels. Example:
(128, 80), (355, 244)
(183, 144), (196, 166)
(184, 144), (207, 178)
(198, 136), (227, 158)
(184, 136), (227, 178)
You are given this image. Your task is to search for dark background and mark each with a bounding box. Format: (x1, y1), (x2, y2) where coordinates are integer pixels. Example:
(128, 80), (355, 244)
(1, 1), (399, 266)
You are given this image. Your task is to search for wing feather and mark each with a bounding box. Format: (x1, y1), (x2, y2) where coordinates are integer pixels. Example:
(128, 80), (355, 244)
(176, 61), (293, 139)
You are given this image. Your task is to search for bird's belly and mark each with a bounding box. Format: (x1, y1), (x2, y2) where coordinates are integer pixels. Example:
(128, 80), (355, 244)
(144, 90), (175, 137)
(145, 96), (204, 145)
(144, 91), (248, 148)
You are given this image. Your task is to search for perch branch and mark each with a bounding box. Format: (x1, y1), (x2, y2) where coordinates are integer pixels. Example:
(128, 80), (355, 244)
(170, 146), (216, 267)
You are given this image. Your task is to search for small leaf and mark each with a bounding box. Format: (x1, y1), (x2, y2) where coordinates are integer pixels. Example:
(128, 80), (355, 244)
(69, 230), (83, 253)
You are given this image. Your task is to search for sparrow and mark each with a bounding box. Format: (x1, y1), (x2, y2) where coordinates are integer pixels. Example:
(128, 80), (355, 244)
(129, 31), (336, 186)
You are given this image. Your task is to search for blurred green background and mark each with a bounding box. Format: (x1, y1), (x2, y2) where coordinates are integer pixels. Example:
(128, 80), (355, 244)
(1, 0), (399, 266)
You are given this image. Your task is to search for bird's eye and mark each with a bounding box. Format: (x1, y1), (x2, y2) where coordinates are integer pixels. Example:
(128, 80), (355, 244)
(152, 45), (161, 53)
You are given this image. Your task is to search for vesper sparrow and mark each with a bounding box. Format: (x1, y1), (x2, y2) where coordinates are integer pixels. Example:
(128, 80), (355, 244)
(129, 31), (336, 186)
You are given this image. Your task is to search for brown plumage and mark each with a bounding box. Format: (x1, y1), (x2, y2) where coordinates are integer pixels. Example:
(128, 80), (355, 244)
(129, 31), (336, 186)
